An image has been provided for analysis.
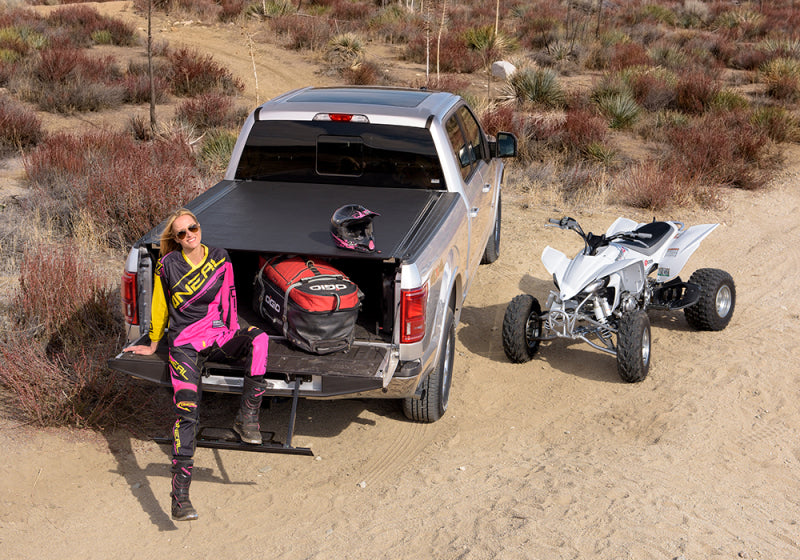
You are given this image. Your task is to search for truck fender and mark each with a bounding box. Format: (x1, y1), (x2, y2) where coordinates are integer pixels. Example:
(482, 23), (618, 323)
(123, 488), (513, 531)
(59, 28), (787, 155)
(657, 224), (719, 282)
(423, 252), (461, 385)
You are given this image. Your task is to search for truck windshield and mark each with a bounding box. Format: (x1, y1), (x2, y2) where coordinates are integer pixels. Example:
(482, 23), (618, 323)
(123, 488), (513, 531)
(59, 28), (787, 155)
(235, 120), (446, 190)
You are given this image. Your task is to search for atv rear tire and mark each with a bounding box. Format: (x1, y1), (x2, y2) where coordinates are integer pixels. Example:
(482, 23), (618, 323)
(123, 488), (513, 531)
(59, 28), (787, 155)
(684, 268), (735, 331)
(616, 309), (651, 383)
(502, 294), (542, 363)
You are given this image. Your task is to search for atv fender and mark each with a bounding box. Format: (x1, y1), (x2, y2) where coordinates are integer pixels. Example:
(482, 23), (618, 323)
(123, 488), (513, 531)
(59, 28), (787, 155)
(657, 224), (719, 283)
(604, 217), (639, 237)
(542, 246), (570, 277)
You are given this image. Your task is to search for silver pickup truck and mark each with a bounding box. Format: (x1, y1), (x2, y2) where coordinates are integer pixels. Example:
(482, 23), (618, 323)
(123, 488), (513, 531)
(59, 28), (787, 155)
(109, 86), (516, 439)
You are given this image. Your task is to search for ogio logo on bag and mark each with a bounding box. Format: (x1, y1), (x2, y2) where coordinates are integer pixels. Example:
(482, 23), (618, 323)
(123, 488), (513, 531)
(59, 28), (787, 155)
(310, 284), (348, 291)
(263, 294), (281, 313)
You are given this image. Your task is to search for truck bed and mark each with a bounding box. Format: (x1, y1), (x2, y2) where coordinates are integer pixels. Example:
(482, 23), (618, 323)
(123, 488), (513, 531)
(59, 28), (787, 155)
(141, 180), (459, 262)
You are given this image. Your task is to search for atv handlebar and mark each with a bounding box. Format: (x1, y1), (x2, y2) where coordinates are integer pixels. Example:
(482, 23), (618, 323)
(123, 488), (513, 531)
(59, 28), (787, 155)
(548, 216), (652, 254)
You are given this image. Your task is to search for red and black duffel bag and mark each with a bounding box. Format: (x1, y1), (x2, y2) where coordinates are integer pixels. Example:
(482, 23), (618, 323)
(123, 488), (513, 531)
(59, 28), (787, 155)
(253, 255), (361, 354)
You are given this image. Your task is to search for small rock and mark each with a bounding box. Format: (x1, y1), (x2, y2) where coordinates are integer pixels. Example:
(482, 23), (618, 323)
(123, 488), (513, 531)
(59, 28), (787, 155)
(357, 481), (366, 488)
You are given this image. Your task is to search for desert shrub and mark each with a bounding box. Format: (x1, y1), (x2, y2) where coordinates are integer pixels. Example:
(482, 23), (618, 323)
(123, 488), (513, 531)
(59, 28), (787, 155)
(505, 67), (565, 108)
(342, 60), (386, 85)
(558, 107), (609, 154)
(751, 105), (799, 143)
(368, 3), (418, 44)
(758, 38), (800, 61)
(17, 48), (125, 113)
(327, 0), (374, 22)
(199, 127), (238, 174)
(673, 69), (720, 114)
(90, 29), (113, 45)
(24, 129), (206, 247)
(175, 93), (237, 130)
(608, 42), (651, 70)
(710, 90), (749, 111)
(729, 45), (768, 70)
(648, 44), (688, 70)
(327, 32), (364, 66)
(0, 94), (43, 153)
(636, 3), (678, 26)
(248, 0), (297, 18)
(271, 13), (335, 51)
(218, 0), (248, 22)
(616, 160), (701, 210)
(405, 28), (483, 73)
(167, 47), (244, 97)
(596, 92), (641, 129)
(0, 238), (165, 429)
(662, 109), (776, 190)
(45, 4), (137, 48)
(761, 57), (800, 101)
(623, 66), (676, 111)
(121, 72), (170, 105)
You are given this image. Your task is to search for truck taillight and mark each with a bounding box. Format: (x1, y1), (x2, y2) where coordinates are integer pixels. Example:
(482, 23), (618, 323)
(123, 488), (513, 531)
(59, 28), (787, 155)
(121, 270), (138, 325)
(400, 284), (428, 344)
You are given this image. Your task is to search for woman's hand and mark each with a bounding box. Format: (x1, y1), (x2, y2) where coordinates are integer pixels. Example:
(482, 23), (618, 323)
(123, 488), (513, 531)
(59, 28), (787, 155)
(124, 340), (159, 355)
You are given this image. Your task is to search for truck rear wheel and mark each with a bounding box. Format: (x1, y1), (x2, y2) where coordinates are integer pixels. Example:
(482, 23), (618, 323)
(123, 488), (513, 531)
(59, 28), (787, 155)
(480, 193), (501, 264)
(684, 268), (735, 331)
(403, 308), (455, 423)
(502, 294), (542, 363)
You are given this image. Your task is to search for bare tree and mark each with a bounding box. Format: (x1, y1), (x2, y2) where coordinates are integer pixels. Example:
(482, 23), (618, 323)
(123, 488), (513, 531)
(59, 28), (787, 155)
(147, 0), (156, 133)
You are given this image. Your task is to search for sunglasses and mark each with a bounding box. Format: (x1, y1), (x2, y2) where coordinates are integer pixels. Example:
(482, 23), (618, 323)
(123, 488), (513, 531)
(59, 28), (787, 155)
(175, 223), (200, 240)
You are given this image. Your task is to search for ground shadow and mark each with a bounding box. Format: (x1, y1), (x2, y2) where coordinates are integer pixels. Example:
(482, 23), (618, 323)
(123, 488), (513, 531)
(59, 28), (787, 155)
(102, 385), (403, 527)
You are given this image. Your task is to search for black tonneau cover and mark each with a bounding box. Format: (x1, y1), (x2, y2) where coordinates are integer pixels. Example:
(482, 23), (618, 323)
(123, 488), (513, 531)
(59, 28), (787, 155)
(144, 181), (459, 261)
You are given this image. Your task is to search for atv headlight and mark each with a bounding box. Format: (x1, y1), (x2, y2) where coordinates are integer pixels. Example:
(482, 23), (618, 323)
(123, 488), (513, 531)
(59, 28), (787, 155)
(584, 278), (609, 293)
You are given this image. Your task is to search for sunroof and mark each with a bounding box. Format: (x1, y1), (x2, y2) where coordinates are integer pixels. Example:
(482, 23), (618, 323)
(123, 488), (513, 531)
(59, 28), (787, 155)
(288, 88), (431, 108)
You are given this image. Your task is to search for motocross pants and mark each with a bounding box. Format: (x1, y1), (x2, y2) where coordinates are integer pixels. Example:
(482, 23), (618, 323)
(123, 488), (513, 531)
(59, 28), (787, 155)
(169, 326), (269, 458)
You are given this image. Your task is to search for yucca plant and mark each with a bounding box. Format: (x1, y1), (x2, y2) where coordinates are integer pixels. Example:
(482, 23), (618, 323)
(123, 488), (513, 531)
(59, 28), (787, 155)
(505, 67), (565, 109)
(596, 92), (641, 129)
(327, 32), (364, 67)
(465, 25), (513, 101)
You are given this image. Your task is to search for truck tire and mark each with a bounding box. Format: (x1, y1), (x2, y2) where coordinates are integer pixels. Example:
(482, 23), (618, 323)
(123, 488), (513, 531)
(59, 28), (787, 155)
(683, 268), (735, 331)
(403, 307), (455, 423)
(502, 294), (542, 363)
(480, 193), (501, 264)
(616, 309), (651, 383)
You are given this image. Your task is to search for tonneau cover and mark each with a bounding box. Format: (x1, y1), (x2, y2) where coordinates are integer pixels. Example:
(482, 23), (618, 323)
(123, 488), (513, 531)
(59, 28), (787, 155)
(144, 181), (458, 260)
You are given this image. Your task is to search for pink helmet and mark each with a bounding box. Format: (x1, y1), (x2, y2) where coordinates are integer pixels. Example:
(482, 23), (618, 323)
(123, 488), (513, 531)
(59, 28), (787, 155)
(330, 204), (380, 252)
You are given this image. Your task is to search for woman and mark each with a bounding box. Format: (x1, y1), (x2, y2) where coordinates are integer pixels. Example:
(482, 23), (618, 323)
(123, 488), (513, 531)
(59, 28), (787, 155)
(125, 208), (269, 522)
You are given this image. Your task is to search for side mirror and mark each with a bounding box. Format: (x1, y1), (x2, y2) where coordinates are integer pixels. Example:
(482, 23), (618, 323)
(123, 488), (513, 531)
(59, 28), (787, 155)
(490, 132), (517, 158)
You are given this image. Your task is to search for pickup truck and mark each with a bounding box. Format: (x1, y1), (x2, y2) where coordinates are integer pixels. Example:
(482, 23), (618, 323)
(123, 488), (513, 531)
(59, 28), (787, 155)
(109, 86), (516, 441)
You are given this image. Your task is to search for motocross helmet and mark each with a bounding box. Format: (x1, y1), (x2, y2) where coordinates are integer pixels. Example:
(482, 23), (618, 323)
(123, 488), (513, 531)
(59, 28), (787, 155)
(330, 204), (380, 253)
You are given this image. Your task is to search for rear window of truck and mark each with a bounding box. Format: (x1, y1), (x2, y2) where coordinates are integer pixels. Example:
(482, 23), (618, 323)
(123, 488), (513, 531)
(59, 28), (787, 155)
(235, 120), (446, 190)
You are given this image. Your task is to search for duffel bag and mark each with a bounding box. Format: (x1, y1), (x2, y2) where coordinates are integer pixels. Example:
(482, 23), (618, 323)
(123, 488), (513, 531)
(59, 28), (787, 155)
(253, 255), (361, 354)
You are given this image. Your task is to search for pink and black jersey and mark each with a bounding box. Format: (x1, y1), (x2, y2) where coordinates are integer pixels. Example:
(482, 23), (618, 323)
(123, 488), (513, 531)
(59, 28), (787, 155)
(149, 245), (240, 351)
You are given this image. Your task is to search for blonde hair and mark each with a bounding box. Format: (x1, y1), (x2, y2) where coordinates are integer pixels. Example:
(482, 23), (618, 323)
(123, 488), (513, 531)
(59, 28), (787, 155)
(159, 208), (199, 257)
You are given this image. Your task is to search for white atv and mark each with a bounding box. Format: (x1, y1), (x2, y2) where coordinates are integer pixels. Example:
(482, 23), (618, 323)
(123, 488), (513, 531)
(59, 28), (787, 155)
(502, 216), (735, 382)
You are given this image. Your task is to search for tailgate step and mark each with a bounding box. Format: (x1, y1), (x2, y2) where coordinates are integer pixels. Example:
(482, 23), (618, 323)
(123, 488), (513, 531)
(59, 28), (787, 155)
(153, 376), (313, 456)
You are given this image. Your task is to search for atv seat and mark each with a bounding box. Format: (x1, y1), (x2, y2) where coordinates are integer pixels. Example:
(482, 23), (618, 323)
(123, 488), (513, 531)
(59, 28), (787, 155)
(618, 221), (673, 256)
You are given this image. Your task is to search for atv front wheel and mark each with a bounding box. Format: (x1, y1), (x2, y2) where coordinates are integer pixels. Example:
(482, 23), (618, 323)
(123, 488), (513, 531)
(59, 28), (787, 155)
(684, 268), (735, 331)
(502, 294), (542, 363)
(616, 309), (651, 383)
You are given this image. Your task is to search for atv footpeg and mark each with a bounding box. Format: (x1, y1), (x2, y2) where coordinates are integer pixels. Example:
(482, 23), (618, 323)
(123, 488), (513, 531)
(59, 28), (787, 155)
(652, 280), (701, 310)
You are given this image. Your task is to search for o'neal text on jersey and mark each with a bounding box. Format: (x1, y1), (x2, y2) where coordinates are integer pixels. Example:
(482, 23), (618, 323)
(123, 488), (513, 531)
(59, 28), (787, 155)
(171, 257), (225, 307)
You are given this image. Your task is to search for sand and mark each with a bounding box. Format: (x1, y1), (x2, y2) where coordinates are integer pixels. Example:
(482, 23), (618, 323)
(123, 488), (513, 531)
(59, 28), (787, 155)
(1, 3), (799, 559)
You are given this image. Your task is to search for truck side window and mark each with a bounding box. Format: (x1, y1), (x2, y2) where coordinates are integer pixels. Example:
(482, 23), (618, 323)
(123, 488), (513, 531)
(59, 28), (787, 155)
(456, 106), (487, 163)
(446, 114), (473, 181)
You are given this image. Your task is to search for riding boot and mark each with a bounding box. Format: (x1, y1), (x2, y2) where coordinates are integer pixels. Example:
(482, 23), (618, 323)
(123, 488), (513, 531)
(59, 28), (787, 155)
(170, 458), (198, 521)
(234, 375), (266, 444)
